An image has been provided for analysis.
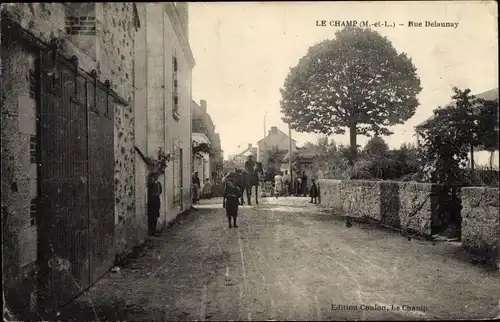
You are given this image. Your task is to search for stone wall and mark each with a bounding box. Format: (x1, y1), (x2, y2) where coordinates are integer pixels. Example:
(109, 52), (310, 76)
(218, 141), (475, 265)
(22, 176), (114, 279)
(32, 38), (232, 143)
(319, 180), (440, 236)
(319, 180), (500, 262)
(461, 187), (499, 263)
(98, 2), (137, 255)
(1, 39), (40, 319)
(1, 3), (137, 315)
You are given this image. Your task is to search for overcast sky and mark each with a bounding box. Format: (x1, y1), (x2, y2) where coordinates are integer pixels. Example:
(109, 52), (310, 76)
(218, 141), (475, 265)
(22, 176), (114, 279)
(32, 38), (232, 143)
(189, 1), (498, 159)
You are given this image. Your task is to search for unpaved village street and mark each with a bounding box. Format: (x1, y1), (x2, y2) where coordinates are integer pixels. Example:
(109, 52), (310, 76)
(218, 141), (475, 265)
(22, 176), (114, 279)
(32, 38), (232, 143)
(59, 197), (500, 321)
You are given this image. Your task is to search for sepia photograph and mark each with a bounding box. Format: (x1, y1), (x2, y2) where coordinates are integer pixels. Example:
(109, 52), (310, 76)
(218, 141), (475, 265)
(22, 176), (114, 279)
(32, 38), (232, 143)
(1, 1), (499, 321)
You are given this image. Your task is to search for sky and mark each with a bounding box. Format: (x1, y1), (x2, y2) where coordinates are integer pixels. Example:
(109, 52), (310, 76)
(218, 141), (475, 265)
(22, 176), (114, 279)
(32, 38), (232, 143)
(189, 1), (498, 160)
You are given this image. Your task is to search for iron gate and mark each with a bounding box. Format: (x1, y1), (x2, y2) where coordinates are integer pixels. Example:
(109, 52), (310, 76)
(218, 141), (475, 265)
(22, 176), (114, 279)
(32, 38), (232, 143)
(2, 14), (119, 312)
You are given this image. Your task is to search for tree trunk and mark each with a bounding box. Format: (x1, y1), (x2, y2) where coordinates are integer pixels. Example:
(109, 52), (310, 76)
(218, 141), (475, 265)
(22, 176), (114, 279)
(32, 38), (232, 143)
(349, 124), (357, 165)
(470, 144), (474, 171)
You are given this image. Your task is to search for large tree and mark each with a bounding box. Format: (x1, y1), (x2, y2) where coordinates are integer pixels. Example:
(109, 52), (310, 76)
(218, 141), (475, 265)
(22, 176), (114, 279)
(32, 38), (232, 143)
(280, 27), (422, 164)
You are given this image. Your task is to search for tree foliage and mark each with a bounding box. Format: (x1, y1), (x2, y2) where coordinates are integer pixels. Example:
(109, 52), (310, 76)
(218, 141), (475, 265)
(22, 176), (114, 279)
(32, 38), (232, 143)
(192, 141), (214, 156)
(362, 135), (389, 157)
(417, 87), (499, 184)
(280, 27), (422, 163)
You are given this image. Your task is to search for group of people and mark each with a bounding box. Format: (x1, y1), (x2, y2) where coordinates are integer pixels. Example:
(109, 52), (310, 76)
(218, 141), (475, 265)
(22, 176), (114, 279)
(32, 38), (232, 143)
(273, 170), (320, 204)
(192, 172), (214, 204)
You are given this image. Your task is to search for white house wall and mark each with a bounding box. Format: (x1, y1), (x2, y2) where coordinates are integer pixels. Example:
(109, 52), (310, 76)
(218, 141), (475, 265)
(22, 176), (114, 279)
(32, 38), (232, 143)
(137, 4), (193, 229)
(163, 7), (193, 223)
(470, 150), (499, 169)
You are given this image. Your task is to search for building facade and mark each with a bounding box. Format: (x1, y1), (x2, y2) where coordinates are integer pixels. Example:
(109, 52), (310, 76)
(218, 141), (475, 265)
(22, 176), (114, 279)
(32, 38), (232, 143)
(192, 132), (211, 186)
(134, 3), (195, 232)
(257, 126), (297, 162)
(191, 99), (223, 184)
(1, 2), (194, 317)
(229, 144), (258, 168)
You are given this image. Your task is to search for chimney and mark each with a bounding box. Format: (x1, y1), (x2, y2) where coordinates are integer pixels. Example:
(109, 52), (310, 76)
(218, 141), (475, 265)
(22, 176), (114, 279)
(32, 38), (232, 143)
(200, 100), (207, 113)
(270, 126), (278, 134)
(175, 2), (189, 35)
(248, 143), (252, 149)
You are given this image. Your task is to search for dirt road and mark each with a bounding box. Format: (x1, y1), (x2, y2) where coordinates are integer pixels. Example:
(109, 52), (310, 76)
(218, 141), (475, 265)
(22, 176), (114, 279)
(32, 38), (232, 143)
(59, 197), (500, 321)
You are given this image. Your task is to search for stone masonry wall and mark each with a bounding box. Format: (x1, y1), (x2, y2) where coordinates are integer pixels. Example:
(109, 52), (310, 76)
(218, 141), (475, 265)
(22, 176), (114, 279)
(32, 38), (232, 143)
(1, 3), (138, 315)
(98, 2), (137, 255)
(461, 187), (499, 263)
(1, 4), (67, 317)
(320, 180), (500, 263)
(1, 43), (40, 318)
(319, 180), (440, 236)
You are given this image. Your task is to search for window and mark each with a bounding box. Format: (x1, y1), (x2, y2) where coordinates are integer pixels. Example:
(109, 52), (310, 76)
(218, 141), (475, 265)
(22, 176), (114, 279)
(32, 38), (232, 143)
(30, 135), (37, 164)
(29, 134), (38, 226)
(30, 199), (36, 226)
(172, 53), (179, 119)
(28, 70), (36, 99)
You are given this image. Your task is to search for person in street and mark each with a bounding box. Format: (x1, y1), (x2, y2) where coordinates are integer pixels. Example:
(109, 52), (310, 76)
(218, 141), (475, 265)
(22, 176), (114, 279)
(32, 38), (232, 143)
(192, 172), (201, 204)
(282, 170), (290, 196)
(295, 173), (302, 196)
(202, 178), (212, 199)
(147, 173), (162, 236)
(309, 177), (320, 204)
(223, 177), (242, 228)
(274, 171), (283, 198)
(244, 155), (256, 174)
(301, 171), (308, 197)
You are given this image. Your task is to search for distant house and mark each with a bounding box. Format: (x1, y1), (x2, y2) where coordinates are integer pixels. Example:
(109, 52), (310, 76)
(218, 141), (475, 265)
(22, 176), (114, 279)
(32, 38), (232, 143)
(229, 144), (257, 169)
(192, 132), (211, 187)
(191, 99), (223, 184)
(281, 149), (319, 180)
(257, 126), (297, 162)
(414, 88), (499, 169)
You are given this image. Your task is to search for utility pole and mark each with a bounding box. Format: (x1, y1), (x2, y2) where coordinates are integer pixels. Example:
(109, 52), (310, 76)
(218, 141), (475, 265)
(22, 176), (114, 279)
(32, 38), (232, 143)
(288, 122), (293, 183)
(264, 112), (267, 138)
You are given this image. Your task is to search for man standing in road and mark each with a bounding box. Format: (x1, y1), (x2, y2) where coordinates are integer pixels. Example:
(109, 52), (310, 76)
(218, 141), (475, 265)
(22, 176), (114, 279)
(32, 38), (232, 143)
(282, 170), (290, 196)
(147, 173), (162, 236)
(301, 171), (308, 197)
(223, 177), (242, 228)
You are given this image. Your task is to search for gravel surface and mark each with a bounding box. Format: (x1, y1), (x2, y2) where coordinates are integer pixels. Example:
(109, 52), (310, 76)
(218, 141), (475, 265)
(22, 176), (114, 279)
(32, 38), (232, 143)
(58, 197), (500, 321)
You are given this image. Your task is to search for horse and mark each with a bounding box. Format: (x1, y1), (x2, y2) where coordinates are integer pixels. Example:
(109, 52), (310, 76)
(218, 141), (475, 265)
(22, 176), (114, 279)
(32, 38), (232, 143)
(240, 162), (264, 206)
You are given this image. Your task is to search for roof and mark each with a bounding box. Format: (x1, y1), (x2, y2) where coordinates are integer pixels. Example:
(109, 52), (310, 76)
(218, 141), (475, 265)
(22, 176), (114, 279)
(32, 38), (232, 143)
(281, 151), (318, 163)
(416, 88), (499, 129)
(192, 132), (210, 144)
(257, 128), (297, 144)
(235, 147), (257, 157)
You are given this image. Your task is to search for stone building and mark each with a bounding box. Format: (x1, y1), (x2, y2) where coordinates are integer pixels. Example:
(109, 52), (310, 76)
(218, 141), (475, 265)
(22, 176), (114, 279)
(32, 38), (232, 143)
(229, 144), (258, 169)
(134, 3), (194, 230)
(192, 131), (211, 183)
(257, 126), (297, 162)
(1, 2), (194, 318)
(191, 99), (223, 186)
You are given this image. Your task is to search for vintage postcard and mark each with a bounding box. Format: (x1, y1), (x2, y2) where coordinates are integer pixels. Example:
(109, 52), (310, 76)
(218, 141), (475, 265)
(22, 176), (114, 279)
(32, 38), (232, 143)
(1, 1), (498, 321)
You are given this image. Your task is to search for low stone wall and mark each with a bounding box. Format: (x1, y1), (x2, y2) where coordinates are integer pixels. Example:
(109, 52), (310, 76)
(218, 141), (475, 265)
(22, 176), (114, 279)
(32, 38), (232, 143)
(319, 180), (441, 237)
(461, 187), (499, 262)
(319, 180), (500, 262)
